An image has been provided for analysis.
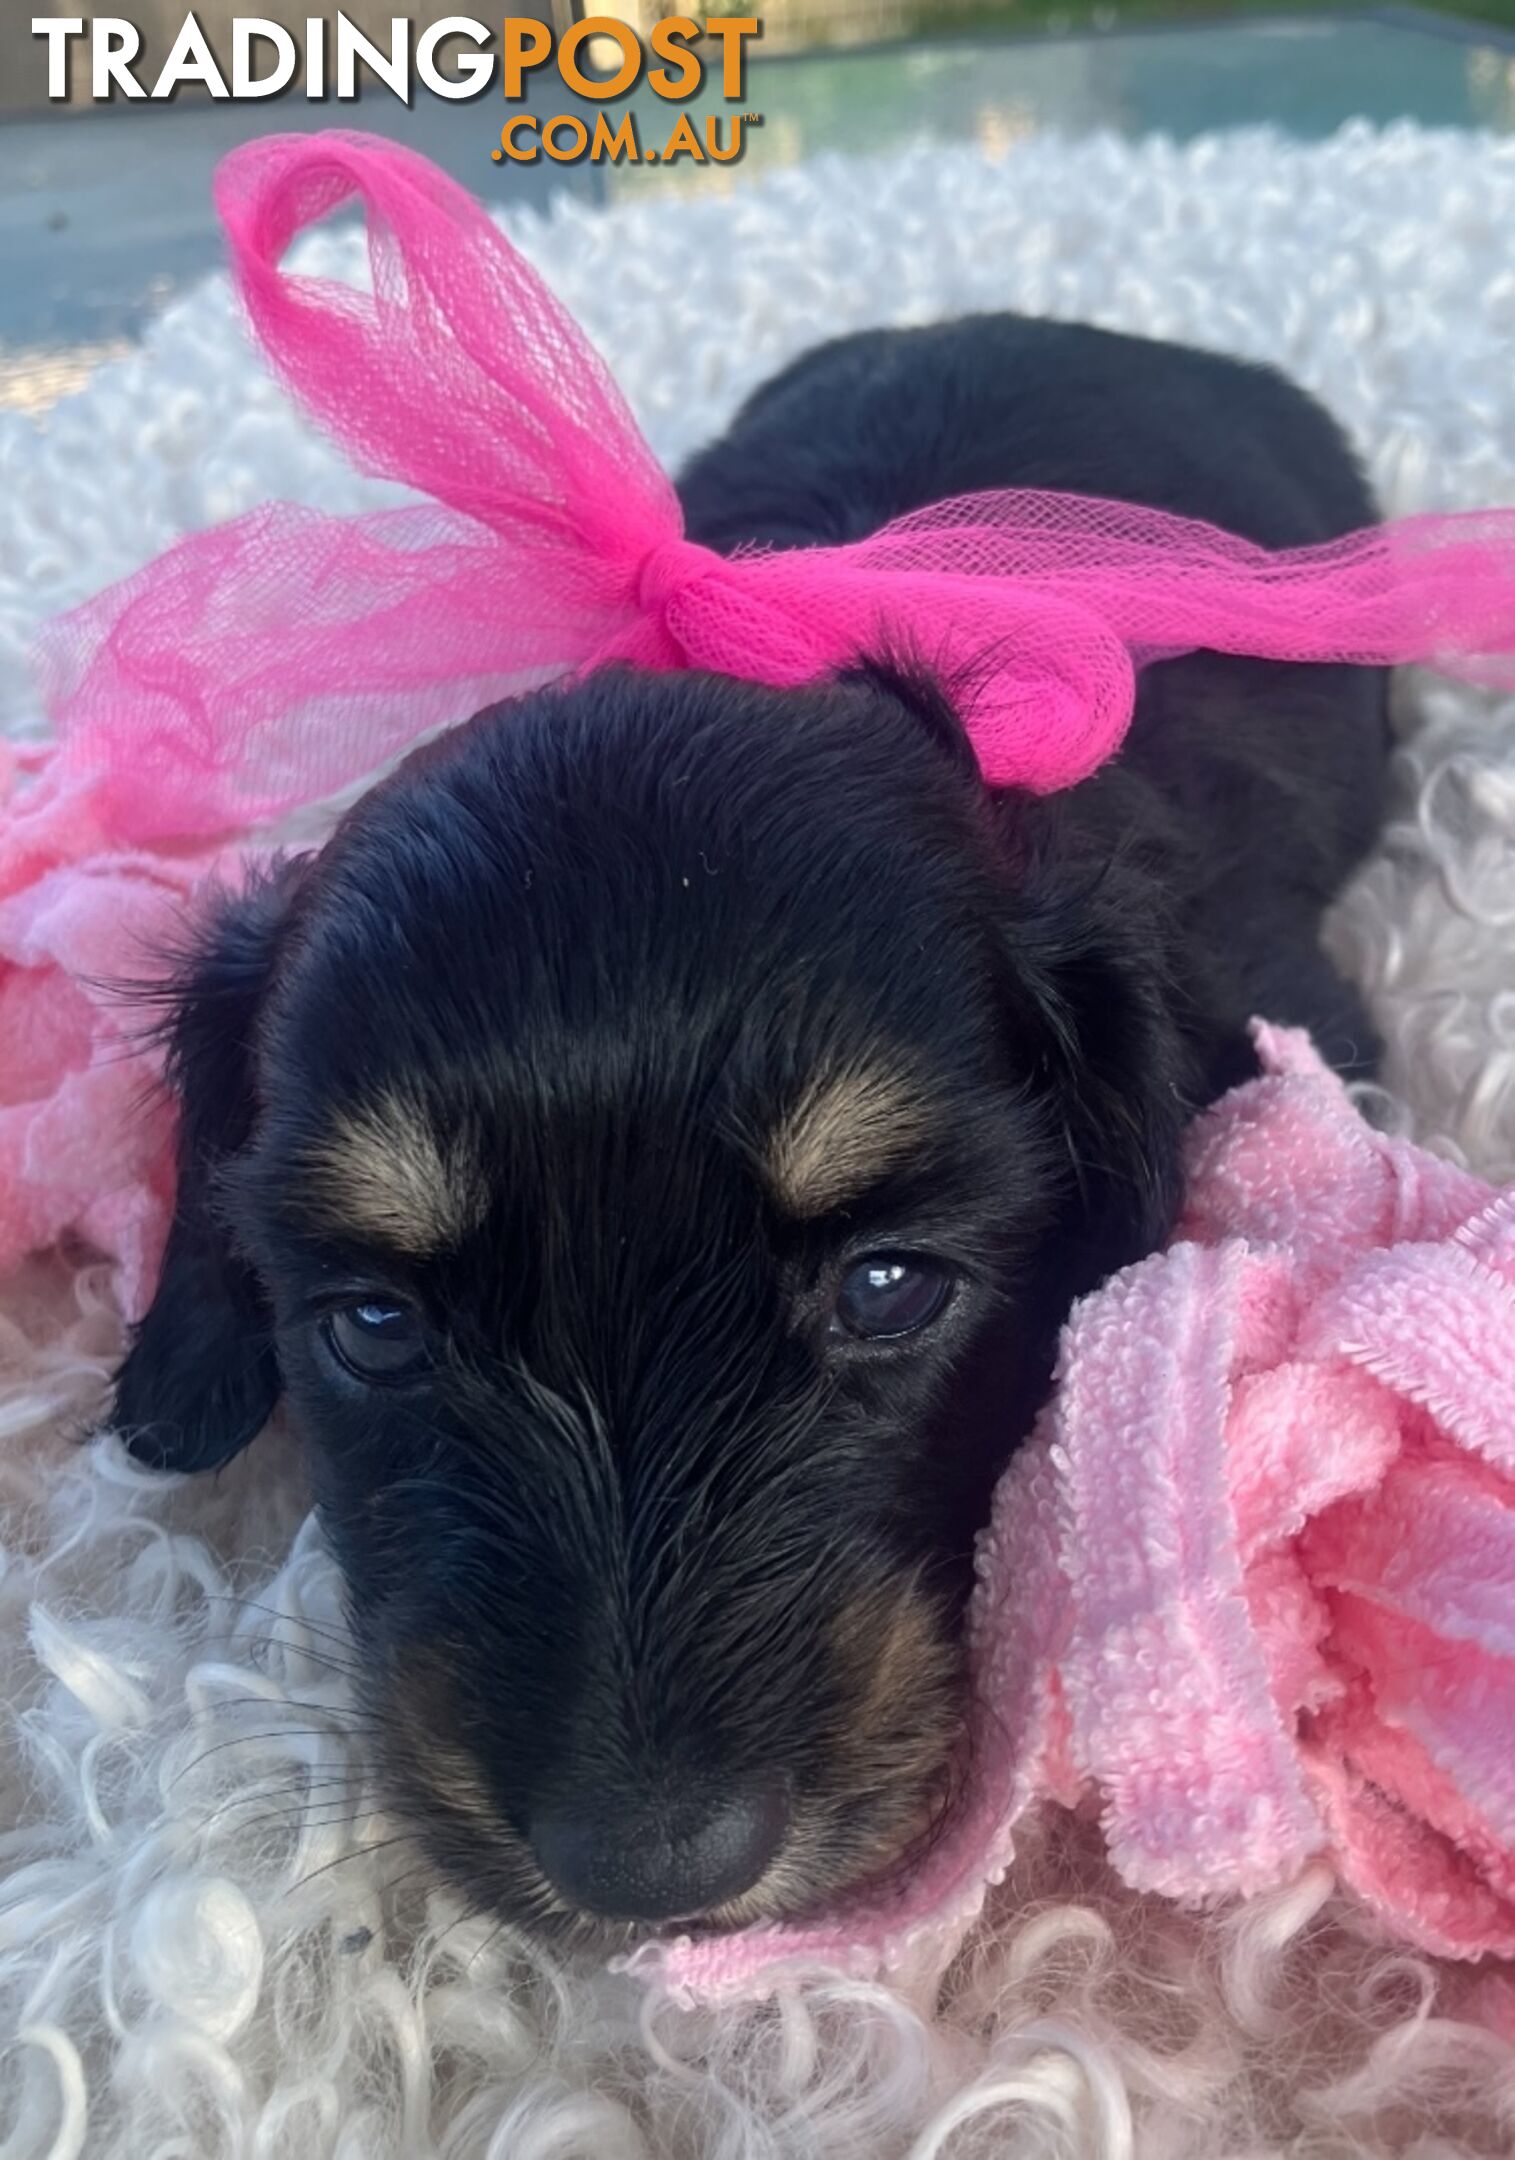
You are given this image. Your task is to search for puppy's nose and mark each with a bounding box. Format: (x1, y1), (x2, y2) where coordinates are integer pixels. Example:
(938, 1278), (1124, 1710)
(531, 1784), (788, 1922)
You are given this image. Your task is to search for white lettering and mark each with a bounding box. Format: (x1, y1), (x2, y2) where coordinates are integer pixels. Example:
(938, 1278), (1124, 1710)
(334, 11), (409, 99)
(32, 17), (85, 100)
(232, 17), (297, 96)
(151, 11), (230, 97)
(416, 16), (491, 99)
(95, 17), (145, 97)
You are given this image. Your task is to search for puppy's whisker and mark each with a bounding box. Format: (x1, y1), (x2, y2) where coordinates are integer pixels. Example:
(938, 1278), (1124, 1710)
(189, 1772), (389, 1832)
(168, 1724), (382, 1788)
(286, 1832), (421, 1897)
(215, 1805), (402, 1845)
(200, 1592), (360, 1655)
(234, 1638), (365, 1677)
(170, 1689), (371, 1722)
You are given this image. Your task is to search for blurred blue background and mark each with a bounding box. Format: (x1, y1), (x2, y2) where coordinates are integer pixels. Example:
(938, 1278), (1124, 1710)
(2, 3), (1513, 413)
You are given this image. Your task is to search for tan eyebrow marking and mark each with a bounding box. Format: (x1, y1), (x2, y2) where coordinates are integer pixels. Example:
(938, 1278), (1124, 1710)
(302, 1093), (485, 1255)
(764, 1064), (932, 1219)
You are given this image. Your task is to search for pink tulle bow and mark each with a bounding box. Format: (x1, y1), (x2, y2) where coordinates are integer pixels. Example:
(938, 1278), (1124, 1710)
(642, 1028), (1515, 2002)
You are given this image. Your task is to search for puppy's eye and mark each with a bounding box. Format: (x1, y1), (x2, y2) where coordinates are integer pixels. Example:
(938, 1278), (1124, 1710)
(323, 1300), (428, 1384)
(833, 1255), (954, 1342)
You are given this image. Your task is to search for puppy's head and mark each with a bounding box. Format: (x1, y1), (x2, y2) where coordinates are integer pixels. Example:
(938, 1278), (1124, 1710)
(114, 663), (1193, 1943)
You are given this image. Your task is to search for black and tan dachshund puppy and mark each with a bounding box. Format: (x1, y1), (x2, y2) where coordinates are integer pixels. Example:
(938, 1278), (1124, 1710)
(113, 314), (1388, 1944)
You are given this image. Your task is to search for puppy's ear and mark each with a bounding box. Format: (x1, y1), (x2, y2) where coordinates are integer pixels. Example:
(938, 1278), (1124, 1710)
(113, 862), (303, 1472)
(1000, 835), (1210, 1296)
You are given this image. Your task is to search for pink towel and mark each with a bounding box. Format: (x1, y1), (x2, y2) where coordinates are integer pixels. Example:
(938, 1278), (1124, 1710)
(0, 740), (229, 1318)
(640, 1027), (1515, 2001)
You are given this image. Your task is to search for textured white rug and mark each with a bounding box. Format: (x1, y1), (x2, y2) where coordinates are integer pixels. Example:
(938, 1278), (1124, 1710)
(3, 122), (1515, 2160)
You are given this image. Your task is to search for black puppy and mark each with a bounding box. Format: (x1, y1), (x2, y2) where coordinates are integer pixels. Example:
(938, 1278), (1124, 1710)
(113, 315), (1388, 1944)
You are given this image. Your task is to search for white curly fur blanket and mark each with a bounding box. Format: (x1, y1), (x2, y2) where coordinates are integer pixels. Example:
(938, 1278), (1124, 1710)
(3, 122), (1515, 2160)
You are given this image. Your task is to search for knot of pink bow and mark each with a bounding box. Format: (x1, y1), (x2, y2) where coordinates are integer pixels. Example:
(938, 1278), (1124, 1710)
(636, 536), (717, 617)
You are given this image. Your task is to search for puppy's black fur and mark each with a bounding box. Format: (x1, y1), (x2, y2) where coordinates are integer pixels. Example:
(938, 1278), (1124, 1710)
(113, 315), (1388, 1942)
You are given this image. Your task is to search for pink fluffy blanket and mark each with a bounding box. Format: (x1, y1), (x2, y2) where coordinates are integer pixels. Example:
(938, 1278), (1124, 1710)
(642, 1025), (1515, 2002)
(2, 134), (1514, 2006)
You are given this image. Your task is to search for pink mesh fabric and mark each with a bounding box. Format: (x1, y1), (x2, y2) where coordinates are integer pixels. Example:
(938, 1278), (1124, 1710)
(641, 1028), (1515, 2004)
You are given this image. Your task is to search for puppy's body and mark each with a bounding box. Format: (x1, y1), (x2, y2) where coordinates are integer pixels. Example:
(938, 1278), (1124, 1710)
(680, 314), (1388, 1078)
(114, 315), (1388, 1943)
